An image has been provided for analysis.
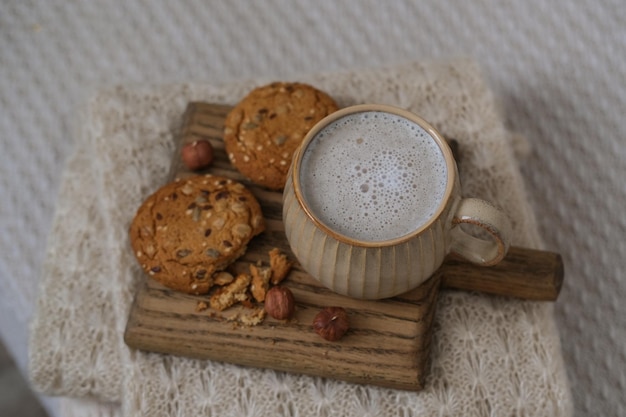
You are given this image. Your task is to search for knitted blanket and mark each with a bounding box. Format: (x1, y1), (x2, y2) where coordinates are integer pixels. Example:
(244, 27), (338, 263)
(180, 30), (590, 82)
(29, 60), (572, 416)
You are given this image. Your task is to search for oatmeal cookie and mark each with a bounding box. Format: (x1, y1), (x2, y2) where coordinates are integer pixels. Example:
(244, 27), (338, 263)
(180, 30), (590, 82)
(224, 82), (338, 190)
(129, 174), (265, 294)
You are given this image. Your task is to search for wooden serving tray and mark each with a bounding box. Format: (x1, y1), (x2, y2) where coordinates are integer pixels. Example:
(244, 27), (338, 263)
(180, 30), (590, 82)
(124, 103), (563, 391)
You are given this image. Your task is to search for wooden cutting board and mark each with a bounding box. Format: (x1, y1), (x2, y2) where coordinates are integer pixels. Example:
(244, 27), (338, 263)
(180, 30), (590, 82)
(124, 102), (563, 391)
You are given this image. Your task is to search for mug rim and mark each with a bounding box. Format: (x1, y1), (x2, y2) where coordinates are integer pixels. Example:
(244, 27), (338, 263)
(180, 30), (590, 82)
(291, 104), (457, 248)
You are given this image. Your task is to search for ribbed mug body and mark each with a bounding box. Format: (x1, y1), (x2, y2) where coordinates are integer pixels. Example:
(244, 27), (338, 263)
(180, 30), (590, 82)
(282, 104), (462, 299)
(283, 173), (461, 299)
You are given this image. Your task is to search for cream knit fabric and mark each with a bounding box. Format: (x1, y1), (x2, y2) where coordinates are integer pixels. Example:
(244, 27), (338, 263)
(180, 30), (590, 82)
(29, 60), (572, 416)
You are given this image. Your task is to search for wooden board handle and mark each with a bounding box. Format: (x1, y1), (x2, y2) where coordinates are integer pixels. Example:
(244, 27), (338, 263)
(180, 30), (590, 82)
(440, 246), (564, 301)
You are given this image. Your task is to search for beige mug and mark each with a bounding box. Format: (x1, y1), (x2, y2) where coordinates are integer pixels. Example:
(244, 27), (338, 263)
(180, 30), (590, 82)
(283, 104), (512, 299)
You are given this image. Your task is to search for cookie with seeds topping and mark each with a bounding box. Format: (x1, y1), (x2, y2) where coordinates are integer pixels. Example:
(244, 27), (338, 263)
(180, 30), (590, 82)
(129, 174), (265, 294)
(224, 82), (338, 190)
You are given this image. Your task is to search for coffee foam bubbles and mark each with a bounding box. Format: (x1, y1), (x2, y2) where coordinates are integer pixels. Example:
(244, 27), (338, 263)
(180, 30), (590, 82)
(299, 111), (448, 242)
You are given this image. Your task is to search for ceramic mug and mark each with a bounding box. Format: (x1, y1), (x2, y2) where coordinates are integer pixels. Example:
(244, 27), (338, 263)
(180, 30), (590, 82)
(283, 104), (512, 299)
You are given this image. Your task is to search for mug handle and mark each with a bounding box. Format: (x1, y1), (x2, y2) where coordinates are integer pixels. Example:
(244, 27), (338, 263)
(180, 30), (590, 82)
(449, 198), (512, 266)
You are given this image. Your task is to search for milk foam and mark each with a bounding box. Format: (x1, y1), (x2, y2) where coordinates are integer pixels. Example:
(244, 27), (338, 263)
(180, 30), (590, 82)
(299, 111), (448, 242)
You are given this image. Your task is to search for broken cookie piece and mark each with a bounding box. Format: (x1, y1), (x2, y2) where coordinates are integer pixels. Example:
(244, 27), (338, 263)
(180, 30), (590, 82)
(269, 248), (293, 284)
(209, 273), (252, 311)
(250, 263), (272, 302)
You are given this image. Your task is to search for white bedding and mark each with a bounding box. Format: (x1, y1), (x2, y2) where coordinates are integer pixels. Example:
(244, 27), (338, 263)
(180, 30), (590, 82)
(1, 1), (624, 416)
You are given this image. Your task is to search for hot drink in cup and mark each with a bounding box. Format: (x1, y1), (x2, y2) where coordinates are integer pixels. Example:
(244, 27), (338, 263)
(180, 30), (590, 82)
(299, 110), (448, 242)
(283, 104), (512, 299)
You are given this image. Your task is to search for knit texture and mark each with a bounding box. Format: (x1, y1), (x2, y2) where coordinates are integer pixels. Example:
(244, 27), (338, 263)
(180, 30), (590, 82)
(29, 61), (572, 416)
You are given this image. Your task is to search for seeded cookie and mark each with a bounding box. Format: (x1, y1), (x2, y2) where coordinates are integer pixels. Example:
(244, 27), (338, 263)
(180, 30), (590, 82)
(129, 174), (265, 294)
(224, 82), (339, 190)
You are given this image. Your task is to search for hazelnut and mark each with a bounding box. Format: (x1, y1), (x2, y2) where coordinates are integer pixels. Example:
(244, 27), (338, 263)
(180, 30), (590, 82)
(313, 307), (349, 341)
(264, 286), (295, 320)
(182, 140), (214, 170)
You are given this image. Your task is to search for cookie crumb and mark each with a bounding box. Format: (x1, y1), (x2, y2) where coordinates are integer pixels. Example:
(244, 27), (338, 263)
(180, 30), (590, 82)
(213, 271), (235, 286)
(269, 248), (292, 284)
(195, 301), (208, 312)
(239, 307), (267, 326)
(210, 273), (252, 311)
(250, 263), (273, 302)
(224, 306), (267, 327)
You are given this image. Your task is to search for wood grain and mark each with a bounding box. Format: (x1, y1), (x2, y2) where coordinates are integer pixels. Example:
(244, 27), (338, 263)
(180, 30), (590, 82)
(441, 247), (564, 300)
(124, 102), (564, 391)
(126, 267), (441, 391)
